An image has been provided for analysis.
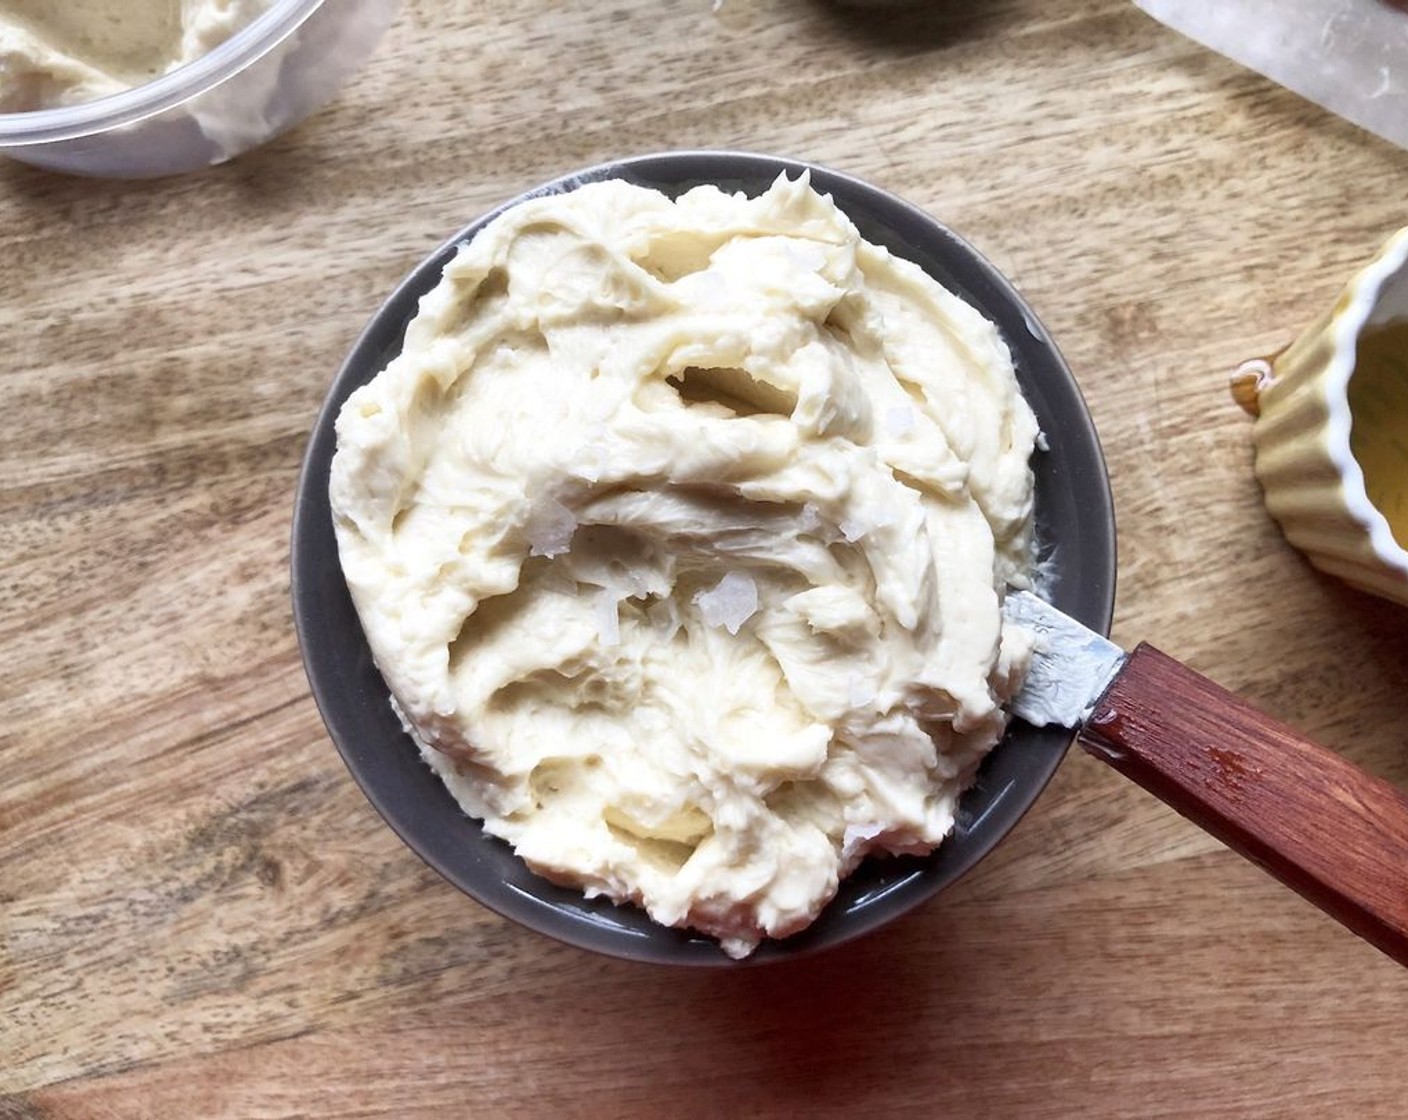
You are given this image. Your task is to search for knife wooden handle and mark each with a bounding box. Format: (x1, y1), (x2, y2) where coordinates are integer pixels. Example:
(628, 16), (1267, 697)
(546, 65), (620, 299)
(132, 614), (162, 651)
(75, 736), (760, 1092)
(1078, 642), (1408, 968)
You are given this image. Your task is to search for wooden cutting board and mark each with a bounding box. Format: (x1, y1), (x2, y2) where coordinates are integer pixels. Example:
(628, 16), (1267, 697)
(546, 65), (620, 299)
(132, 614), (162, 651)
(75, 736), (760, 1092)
(3, 1), (1408, 1115)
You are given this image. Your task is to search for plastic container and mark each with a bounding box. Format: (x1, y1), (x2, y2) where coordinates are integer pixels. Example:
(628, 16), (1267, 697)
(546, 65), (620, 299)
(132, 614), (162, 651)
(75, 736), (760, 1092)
(0, 0), (398, 178)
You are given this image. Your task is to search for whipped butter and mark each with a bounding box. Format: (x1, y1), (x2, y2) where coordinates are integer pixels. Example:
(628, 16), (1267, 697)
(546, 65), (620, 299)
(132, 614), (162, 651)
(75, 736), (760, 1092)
(0, 0), (273, 111)
(330, 174), (1041, 957)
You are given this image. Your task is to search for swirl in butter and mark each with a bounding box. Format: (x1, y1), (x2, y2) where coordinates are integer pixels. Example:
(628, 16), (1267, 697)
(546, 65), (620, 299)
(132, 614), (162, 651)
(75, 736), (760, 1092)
(330, 174), (1040, 957)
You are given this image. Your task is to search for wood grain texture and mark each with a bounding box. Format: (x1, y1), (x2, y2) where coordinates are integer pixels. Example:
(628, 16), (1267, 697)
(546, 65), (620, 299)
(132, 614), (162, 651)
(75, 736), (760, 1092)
(1080, 643), (1408, 968)
(3, 0), (1408, 1115)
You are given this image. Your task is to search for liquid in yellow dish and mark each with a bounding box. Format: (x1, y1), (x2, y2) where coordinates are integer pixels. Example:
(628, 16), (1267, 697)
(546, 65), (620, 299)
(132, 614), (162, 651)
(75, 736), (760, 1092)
(1349, 320), (1408, 549)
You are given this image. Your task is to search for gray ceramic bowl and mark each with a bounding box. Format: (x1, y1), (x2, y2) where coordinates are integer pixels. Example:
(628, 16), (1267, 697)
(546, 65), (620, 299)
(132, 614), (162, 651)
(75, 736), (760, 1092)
(292, 151), (1117, 965)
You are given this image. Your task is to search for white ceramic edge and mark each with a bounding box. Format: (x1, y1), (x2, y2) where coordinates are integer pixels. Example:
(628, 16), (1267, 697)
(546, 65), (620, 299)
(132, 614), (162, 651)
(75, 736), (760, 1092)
(0, 0), (321, 144)
(1323, 227), (1408, 577)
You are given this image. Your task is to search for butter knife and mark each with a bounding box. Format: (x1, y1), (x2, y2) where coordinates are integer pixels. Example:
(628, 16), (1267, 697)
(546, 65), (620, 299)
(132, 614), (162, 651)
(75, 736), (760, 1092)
(1004, 590), (1408, 968)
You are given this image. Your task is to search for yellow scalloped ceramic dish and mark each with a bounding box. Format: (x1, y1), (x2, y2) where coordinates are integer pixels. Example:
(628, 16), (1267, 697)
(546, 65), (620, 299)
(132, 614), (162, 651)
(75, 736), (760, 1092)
(1241, 227), (1408, 607)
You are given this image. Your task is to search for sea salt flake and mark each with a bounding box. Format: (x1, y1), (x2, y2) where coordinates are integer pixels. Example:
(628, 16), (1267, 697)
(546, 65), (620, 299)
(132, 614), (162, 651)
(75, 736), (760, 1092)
(847, 677), (876, 709)
(785, 243), (827, 272)
(884, 405), (916, 437)
(842, 822), (885, 861)
(596, 588), (621, 647)
(684, 269), (730, 302)
(525, 496), (578, 558)
(694, 572), (759, 635)
(840, 499), (901, 542)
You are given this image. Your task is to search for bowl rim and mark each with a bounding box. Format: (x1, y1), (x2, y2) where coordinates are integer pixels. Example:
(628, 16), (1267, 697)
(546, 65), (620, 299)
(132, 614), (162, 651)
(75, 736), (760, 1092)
(292, 149), (1118, 966)
(0, 0), (324, 144)
(1321, 226), (1408, 577)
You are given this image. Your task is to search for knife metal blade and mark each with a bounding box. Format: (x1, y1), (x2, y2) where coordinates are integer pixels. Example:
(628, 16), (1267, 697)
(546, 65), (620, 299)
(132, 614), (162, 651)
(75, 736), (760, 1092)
(1002, 590), (1126, 728)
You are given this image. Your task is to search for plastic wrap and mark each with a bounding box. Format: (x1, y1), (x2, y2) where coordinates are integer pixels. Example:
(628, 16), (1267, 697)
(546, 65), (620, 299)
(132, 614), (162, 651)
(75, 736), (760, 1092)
(1136, 0), (1408, 150)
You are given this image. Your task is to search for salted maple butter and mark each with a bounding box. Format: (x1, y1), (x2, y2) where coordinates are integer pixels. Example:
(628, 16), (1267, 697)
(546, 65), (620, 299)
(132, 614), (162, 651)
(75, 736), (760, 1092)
(0, 0), (272, 111)
(330, 174), (1040, 957)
